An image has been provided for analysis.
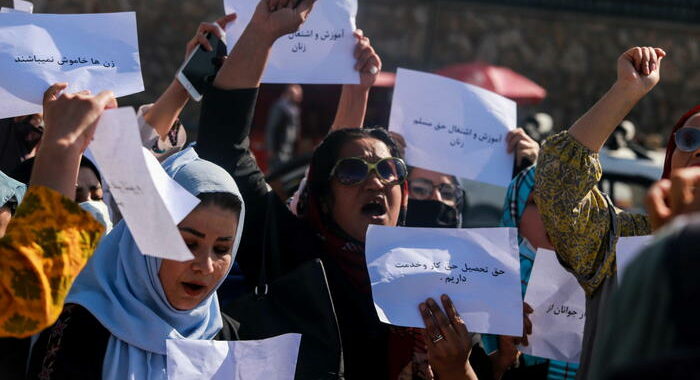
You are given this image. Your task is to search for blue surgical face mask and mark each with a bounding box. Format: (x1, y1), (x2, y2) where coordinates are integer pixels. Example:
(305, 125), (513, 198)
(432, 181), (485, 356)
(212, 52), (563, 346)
(80, 200), (113, 234)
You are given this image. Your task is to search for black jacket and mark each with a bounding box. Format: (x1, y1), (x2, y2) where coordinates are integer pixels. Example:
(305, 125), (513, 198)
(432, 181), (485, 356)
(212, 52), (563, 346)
(196, 86), (392, 379)
(25, 304), (238, 380)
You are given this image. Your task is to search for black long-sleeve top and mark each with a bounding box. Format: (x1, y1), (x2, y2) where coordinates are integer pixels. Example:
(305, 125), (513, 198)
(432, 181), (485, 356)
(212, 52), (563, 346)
(196, 86), (393, 379)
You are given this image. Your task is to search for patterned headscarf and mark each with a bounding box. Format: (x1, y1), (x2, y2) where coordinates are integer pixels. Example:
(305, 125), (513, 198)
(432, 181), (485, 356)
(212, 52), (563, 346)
(67, 148), (245, 380)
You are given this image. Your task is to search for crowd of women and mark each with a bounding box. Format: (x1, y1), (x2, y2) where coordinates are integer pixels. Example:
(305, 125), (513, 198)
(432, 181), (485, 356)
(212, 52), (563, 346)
(1, 0), (700, 379)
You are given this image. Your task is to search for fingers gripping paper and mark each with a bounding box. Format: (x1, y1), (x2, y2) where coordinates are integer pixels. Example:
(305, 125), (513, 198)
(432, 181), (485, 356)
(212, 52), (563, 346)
(520, 249), (586, 363)
(389, 68), (516, 187)
(166, 334), (302, 380)
(0, 12), (144, 118)
(89, 108), (200, 261)
(366, 226), (523, 336)
(223, 0), (359, 84)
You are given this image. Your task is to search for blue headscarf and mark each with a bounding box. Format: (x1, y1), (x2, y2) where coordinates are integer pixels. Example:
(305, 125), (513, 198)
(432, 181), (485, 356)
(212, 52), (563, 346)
(483, 166), (537, 355)
(494, 165), (580, 376)
(501, 165), (537, 286)
(66, 147), (245, 380)
(0, 170), (26, 210)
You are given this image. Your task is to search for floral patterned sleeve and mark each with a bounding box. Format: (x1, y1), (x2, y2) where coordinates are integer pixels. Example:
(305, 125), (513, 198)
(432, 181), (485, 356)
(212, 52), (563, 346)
(0, 186), (104, 338)
(534, 131), (650, 295)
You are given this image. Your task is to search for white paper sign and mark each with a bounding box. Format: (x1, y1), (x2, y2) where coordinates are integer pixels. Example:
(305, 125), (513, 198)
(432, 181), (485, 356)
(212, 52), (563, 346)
(520, 249), (585, 363)
(388, 68), (517, 187)
(224, 0), (359, 84)
(616, 236), (653, 283)
(366, 226), (522, 336)
(89, 108), (200, 261)
(13, 0), (33, 13)
(0, 12), (144, 119)
(166, 334), (302, 380)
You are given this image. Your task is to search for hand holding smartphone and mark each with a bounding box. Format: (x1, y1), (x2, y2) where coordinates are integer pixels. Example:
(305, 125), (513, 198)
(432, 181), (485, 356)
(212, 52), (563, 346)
(176, 33), (227, 102)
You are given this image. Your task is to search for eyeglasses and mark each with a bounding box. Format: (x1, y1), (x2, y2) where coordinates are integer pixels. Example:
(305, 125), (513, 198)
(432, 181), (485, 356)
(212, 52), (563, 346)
(408, 178), (462, 203)
(330, 157), (407, 186)
(675, 127), (700, 153)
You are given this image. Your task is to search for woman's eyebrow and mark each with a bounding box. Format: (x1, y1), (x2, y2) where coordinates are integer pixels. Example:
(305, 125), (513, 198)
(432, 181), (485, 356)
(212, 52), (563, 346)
(178, 227), (205, 238)
(216, 236), (234, 242)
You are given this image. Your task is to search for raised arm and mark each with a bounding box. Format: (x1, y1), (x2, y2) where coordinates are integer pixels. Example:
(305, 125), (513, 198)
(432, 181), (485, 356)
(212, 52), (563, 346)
(0, 84), (112, 338)
(140, 14), (238, 142)
(31, 84), (115, 198)
(214, 0), (316, 90)
(330, 29), (382, 131)
(568, 47), (665, 152)
(198, 0), (316, 195)
(196, 0), (317, 280)
(534, 48), (659, 295)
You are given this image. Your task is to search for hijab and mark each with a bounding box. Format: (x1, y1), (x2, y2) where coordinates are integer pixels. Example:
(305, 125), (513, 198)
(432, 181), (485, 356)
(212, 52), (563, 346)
(298, 128), (408, 293)
(0, 170), (26, 210)
(662, 105), (700, 179)
(501, 165), (537, 295)
(66, 147), (245, 380)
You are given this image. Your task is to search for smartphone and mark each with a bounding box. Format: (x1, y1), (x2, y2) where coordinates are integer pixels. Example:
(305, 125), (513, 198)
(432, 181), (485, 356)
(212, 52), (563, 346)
(176, 33), (227, 102)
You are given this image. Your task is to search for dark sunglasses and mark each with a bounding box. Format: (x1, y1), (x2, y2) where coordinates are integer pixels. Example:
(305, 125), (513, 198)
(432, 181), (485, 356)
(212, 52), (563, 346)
(408, 178), (461, 203)
(675, 127), (700, 153)
(330, 157), (408, 186)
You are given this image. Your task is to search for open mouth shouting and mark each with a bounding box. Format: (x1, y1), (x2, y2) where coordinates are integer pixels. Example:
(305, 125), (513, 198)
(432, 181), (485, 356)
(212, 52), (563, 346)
(181, 281), (208, 297)
(361, 196), (389, 222)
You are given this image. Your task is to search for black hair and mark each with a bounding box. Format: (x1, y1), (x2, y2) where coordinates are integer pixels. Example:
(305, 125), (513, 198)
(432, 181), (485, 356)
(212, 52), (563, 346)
(406, 166), (460, 187)
(79, 157), (102, 185)
(10, 157), (34, 185)
(406, 166), (466, 213)
(197, 192), (242, 217)
(306, 127), (403, 208)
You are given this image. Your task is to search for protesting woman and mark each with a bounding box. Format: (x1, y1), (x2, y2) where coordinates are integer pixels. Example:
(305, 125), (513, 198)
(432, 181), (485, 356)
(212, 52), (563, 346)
(27, 148), (246, 379)
(530, 46), (699, 379)
(195, 1), (479, 378)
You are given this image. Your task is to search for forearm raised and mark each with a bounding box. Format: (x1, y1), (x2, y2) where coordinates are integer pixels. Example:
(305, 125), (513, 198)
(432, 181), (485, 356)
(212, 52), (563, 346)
(568, 83), (644, 153)
(143, 80), (190, 139)
(331, 85), (369, 131)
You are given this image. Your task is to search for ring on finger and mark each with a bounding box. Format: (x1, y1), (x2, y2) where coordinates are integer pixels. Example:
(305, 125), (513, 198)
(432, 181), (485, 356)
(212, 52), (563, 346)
(431, 333), (445, 343)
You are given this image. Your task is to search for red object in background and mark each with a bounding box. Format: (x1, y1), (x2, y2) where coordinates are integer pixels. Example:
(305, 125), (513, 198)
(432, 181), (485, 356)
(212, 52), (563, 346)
(434, 62), (547, 105)
(373, 71), (396, 87)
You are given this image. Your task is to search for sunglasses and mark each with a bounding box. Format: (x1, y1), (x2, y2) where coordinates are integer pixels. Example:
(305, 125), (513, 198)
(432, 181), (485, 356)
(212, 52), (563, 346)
(330, 157), (408, 186)
(408, 178), (462, 203)
(675, 127), (700, 153)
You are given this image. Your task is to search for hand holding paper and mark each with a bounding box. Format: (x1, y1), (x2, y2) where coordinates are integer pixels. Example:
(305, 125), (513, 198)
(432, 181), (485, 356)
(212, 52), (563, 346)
(419, 295), (477, 380)
(89, 108), (200, 261)
(389, 68), (516, 187)
(30, 84), (116, 200)
(366, 226), (523, 336)
(224, 0), (359, 84)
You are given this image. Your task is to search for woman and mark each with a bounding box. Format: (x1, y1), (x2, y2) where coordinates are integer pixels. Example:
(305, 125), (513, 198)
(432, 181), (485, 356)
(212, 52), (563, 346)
(587, 176), (700, 380)
(27, 148), (245, 379)
(531, 46), (700, 378)
(195, 1), (478, 378)
(0, 86), (113, 380)
(484, 166), (579, 380)
(401, 127), (539, 228)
